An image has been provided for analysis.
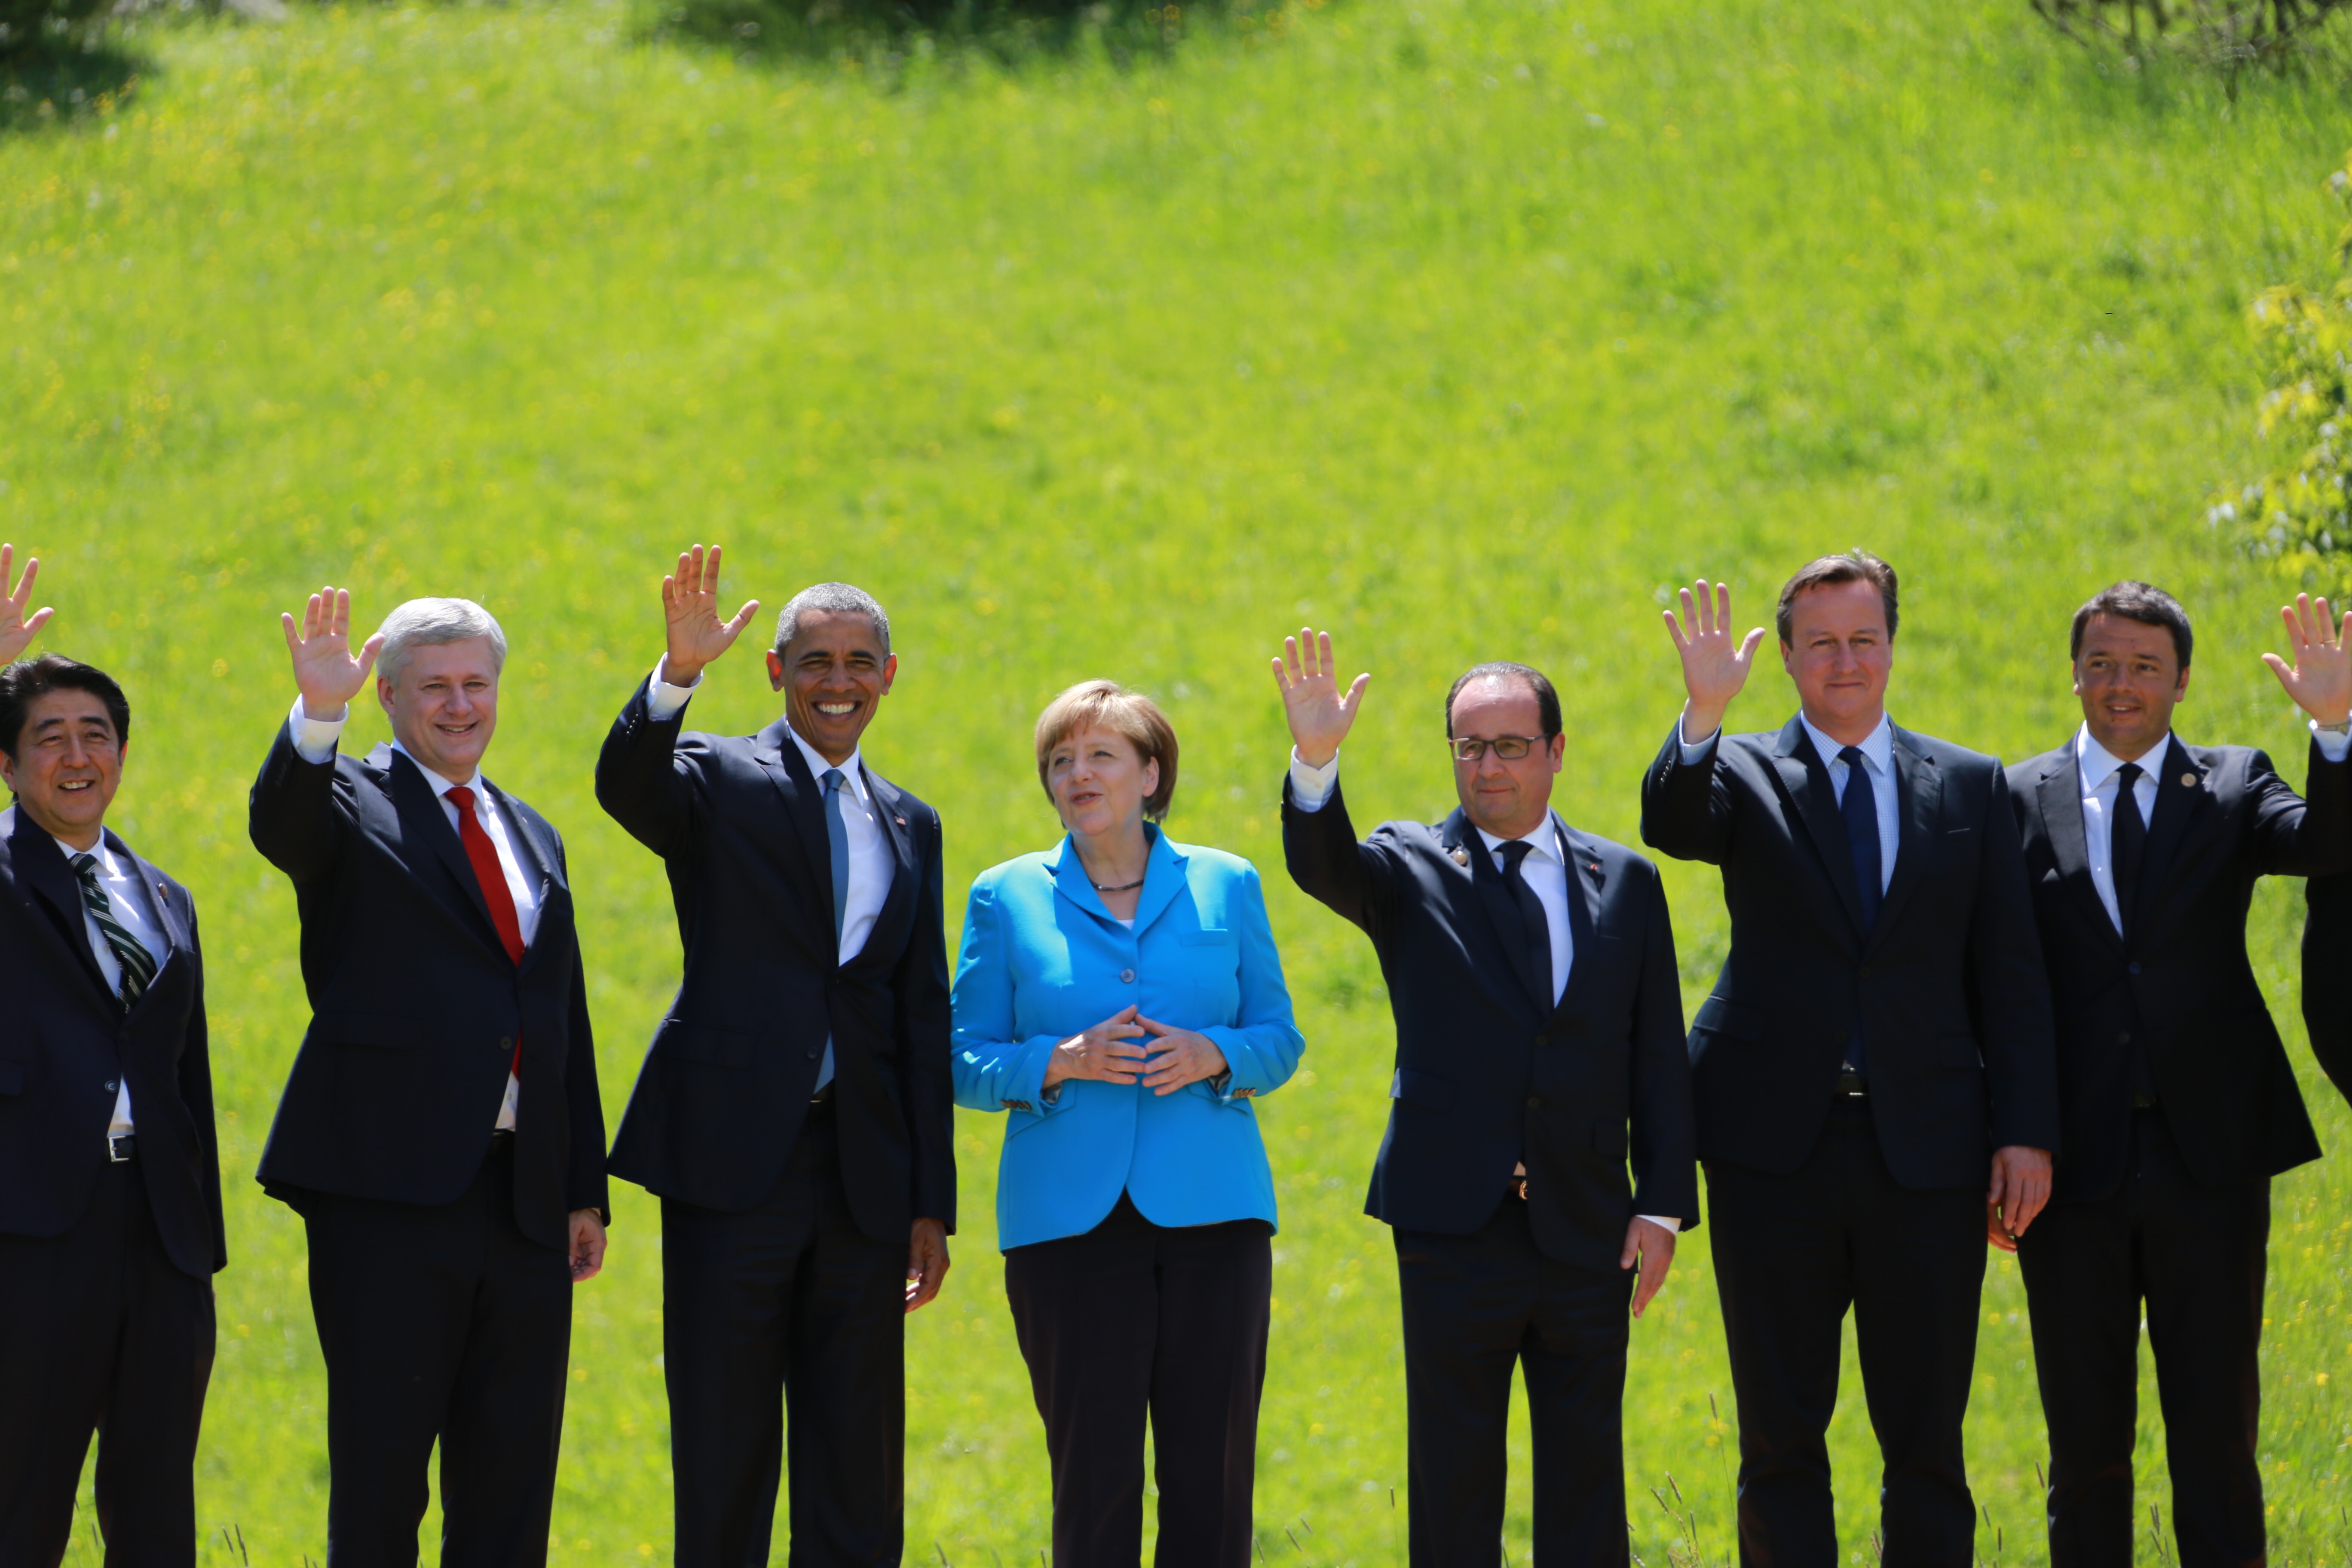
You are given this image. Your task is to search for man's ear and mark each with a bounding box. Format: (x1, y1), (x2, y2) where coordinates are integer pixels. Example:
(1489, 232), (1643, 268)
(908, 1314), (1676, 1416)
(1547, 733), (1567, 771)
(2175, 665), (2192, 703)
(376, 672), (398, 715)
(766, 649), (786, 693)
(877, 652), (898, 695)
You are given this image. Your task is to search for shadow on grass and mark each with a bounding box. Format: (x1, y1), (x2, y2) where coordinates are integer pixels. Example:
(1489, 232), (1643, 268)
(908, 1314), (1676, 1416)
(0, 38), (144, 135)
(645, 0), (1252, 74)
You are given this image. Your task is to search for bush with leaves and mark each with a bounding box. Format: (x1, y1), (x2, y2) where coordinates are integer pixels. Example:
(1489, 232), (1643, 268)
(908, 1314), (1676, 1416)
(0, 0), (110, 56)
(2031, 0), (2351, 68)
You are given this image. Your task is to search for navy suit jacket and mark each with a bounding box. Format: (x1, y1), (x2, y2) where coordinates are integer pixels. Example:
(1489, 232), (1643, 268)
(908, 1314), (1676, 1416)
(0, 807), (224, 1277)
(249, 728), (608, 1250)
(1641, 715), (2061, 1188)
(595, 679), (954, 1238)
(2012, 734), (2352, 1202)
(1283, 779), (1698, 1274)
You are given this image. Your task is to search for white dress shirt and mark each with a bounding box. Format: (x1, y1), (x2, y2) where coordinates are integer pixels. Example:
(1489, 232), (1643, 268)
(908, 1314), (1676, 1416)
(648, 662), (896, 1089)
(1678, 712), (1899, 891)
(1288, 749), (1675, 1234)
(288, 697), (541, 1128)
(54, 831), (169, 1137)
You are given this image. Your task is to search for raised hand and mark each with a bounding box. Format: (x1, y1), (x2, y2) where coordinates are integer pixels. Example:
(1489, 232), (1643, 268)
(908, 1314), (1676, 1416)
(662, 544), (760, 686)
(1041, 1005), (1152, 1090)
(0, 544), (55, 665)
(1271, 628), (1370, 769)
(1662, 579), (1766, 744)
(281, 586), (384, 718)
(1134, 1014), (1231, 1096)
(2260, 593), (2352, 727)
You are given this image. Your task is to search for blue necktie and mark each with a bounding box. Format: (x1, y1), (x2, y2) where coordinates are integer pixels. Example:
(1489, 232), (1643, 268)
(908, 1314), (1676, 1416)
(1838, 745), (1881, 1078)
(817, 767), (851, 1092)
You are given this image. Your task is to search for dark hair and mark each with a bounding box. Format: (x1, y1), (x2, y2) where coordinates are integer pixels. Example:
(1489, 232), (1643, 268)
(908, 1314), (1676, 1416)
(1445, 662), (1562, 740)
(1776, 550), (1900, 645)
(2070, 581), (2193, 670)
(0, 654), (132, 762)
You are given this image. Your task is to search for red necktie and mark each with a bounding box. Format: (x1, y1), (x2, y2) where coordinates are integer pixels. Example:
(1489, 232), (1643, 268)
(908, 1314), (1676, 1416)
(447, 785), (525, 1079)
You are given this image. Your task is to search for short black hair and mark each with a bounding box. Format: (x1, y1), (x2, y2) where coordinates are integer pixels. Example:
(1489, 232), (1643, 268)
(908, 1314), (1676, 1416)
(1777, 550), (1900, 645)
(1445, 662), (1562, 740)
(0, 654), (132, 763)
(2071, 582), (2193, 670)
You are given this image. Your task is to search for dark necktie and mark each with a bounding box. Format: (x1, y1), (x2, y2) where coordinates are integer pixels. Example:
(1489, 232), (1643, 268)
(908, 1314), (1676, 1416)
(447, 786), (525, 1086)
(1498, 839), (1556, 1011)
(1838, 747), (1882, 1080)
(70, 852), (158, 1011)
(2109, 762), (2147, 938)
(816, 768), (852, 1091)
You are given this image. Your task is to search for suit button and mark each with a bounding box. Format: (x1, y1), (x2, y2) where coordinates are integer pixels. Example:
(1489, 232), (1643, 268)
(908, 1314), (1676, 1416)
(103, 1079), (118, 1093)
(1858, 965), (1874, 980)
(2118, 1031), (2132, 1044)
(2128, 963), (2141, 976)
(1526, 1095), (1542, 1109)
(498, 1036), (514, 1053)
(805, 1050), (818, 1060)
(1831, 1031), (1850, 1047)
(1120, 968), (1136, 984)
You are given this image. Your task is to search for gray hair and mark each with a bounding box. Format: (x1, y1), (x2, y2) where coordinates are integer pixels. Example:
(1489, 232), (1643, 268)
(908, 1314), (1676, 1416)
(375, 598), (508, 687)
(774, 582), (891, 655)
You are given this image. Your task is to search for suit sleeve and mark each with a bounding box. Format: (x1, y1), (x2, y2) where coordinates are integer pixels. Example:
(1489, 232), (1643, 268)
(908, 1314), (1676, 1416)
(248, 720), (348, 883)
(896, 811), (956, 1231)
(1279, 775), (1400, 939)
(949, 877), (1067, 1118)
(2247, 741), (2352, 879)
(2304, 874), (2352, 1108)
(1970, 766), (2063, 1154)
(1639, 723), (1736, 866)
(593, 676), (704, 858)
(1626, 861), (1700, 1229)
(178, 895), (228, 1273)
(562, 882), (611, 1222)
(1194, 864), (1305, 1100)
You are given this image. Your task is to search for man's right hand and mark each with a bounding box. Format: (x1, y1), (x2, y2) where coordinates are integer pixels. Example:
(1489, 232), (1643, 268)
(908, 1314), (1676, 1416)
(662, 544), (760, 686)
(1041, 1006), (1152, 1090)
(1662, 579), (1765, 745)
(1272, 627), (1370, 769)
(0, 544), (54, 666)
(281, 586), (384, 719)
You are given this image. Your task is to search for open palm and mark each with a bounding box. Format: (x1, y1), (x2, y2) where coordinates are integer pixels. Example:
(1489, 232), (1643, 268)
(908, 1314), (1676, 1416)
(1662, 579), (1765, 740)
(281, 586), (383, 715)
(2260, 593), (2352, 727)
(1271, 628), (1370, 768)
(663, 543), (760, 684)
(0, 544), (54, 666)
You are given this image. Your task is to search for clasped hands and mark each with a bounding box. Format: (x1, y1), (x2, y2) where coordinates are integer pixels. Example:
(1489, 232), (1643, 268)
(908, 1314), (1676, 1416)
(1043, 1005), (1232, 1097)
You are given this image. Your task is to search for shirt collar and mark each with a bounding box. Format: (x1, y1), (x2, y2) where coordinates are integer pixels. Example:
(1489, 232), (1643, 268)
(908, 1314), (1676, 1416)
(49, 830), (117, 873)
(2075, 723), (2169, 794)
(1800, 711), (1894, 777)
(783, 722), (867, 802)
(1476, 817), (1563, 861)
(389, 738), (480, 798)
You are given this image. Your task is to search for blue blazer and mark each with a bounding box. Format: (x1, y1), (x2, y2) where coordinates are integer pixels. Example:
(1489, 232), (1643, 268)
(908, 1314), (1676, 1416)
(952, 828), (1304, 1251)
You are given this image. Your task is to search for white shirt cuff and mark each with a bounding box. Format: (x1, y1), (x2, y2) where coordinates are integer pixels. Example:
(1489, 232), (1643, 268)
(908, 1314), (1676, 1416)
(647, 658), (701, 722)
(1676, 718), (1721, 767)
(1288, 747), (1340, 811)
(288, 695), (348, 764)
(2312, 719), (2352, 763)
(1635, 1214), (1680, 1233)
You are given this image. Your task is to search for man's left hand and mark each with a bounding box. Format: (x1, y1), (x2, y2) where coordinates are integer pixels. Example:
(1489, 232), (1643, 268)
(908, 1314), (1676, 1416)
(0, 544), (53, 666)
(1986, 1145), (2053, 1246)
(2262, 593), (2352, 727)
(906, 1218), (950, 1313)
(1620, 1216), (1676, 1319)
(568, 1210), (608, 1282)
(1134, 1016), (1231, 1096)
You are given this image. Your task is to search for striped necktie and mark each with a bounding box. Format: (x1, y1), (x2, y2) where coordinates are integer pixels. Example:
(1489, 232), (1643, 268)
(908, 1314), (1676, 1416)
(70, 852), (159, 1011)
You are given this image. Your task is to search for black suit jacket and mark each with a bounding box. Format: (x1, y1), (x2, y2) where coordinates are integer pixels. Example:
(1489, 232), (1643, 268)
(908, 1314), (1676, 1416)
(594, 680), (954, 1238)
(2306, 872), (2352, 1109)
(0, 808), (224, 1278)
(1641, 715), (2061, 1188)
(248, 729), (608, 1250)
(2012, 734), (2351, 1203)
(1282, 779), (1698, 1273)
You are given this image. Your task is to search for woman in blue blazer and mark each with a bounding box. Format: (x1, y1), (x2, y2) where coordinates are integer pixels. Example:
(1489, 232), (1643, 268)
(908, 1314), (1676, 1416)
(953, 680), (1304, 1568)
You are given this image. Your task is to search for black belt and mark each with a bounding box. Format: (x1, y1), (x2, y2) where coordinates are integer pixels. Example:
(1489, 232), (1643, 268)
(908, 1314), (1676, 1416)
(1834, 1072), (1868, 1099)
(808, 1082), (836, 1114)
(2131, 1090), (2160, 1111)
(107, 1133), (136, 1164)
(489, 1128), (515, 1153)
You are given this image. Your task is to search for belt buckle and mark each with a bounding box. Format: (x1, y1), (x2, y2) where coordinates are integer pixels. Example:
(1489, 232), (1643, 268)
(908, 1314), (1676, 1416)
(107, 1134), (133, 1164)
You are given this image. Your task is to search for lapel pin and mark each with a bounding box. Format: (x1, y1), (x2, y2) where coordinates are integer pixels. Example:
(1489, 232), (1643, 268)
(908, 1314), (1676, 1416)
(895, 817), (907, 826)
(2180, 772), (2197, 787)
(1449, 846), (1470, 867)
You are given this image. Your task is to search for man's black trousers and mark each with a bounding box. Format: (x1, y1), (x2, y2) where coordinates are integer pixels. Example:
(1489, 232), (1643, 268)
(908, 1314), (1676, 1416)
(2017, 1106), (2269, 1568)
(0, 1157), (215, 1566)
(1003, 1190), (1272, 1568)
(1393, 1194), (1635, 1568)
(1708, 1101), (1988, 1568)
(662, 1101), (908, 1568)
(301, 1136), (574, 1568)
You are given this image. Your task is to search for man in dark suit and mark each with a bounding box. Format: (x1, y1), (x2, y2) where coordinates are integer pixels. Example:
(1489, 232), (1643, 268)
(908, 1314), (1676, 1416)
(595, 545), (954, 1567)
(0, 552), (227, 1566)
(2307, 878), (2352, 1104)
(1641, 554), (2061, 1568)
(2009, 582), (2352, 1568)
(251, 587), (609, 1568)
(1273, 629), (1697, 1568)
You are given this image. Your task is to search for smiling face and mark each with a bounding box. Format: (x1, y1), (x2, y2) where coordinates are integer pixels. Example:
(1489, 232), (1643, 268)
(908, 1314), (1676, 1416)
(767, 609), (897, 767)
(1779, 577), (1894, 743)
(1047, 724), (1158, 843)
(1447, 676), (1565, 840)
(377, 637), (501, 784)
(2074, 612), (2188, 763)
(1, 689), (125, 851)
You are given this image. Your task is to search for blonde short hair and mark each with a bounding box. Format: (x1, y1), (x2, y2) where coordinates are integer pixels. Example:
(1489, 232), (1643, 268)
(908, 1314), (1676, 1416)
(1034, 680), (1180, 822)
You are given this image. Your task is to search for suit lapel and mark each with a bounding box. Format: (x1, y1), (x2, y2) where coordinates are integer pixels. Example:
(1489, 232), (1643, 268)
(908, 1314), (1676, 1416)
(1550, 814), (1602, 1021)
(858, 766), (917, 955)
(1868, 728), (1941, 945)
(5, 807), (113, 1004)
(753, 720), (840, 933)
(380, 747), (504, 954)
(2035, 744), (2126, 956)
(1769, 717), (1870, 944)
(2132, 736), (2211, 949)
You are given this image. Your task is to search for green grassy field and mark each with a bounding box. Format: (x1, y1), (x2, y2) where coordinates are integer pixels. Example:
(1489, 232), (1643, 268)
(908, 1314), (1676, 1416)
(7, 0), (2352, 1558)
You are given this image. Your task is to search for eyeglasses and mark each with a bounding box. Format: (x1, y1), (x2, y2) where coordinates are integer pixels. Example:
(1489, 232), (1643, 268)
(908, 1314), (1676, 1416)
(1446, 735), (1547, 763)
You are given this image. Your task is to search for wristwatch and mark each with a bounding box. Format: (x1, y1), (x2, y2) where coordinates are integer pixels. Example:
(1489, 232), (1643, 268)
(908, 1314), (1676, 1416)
(2317, 717), (2352, 737)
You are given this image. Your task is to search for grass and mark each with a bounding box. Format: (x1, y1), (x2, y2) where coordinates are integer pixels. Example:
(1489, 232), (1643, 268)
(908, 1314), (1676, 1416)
(6, 0), (2352, 1558)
